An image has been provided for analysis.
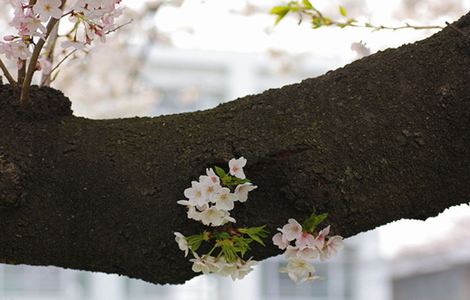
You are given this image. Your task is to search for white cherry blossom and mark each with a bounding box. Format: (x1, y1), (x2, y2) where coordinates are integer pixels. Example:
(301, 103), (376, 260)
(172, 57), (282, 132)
(284, 246), (299, 259)
(280, 258), (318, 284)
(199, 175), (222, 199)
(221, 211), (236, 225)
(17, 15), (46, 37)
(234, 182), (257, 202)
(295, 232), (316, 249)
(274, 219), (343, 284)
(0, 40), (31, 60)
(218, 261), (238, 278)
(315, 225), (330, 248)
(280, 218), (303, 241)
(296, 247), (320, 260)
(187, 206), (202, 222)
(320, 236), (344, 261)
(216, 257), (258, 280)
(174, 232), (189, 257)
(34, 0), (63, 21)
(190, 255), (217, 274)
(229, 157), (247, 179)
(199, 207), (226, 226)
(272, 232), (289, 250)
(205, 168), (220, 185)
(183, 181), (208, 207)
(211, 188), (237, 211)
(232, 259), (257, 280)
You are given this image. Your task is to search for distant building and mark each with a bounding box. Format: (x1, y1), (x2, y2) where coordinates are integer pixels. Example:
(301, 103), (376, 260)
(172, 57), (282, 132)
(0, 232), (390, 300)
(391, 218), (470, 300)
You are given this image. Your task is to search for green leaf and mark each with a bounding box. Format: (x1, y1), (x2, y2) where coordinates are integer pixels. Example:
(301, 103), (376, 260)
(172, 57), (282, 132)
(270, 5), (290, 15)
(215, 231), (231, 240)
(230, 177), (251, 186)
(323, 17), (332, 26)
(214, 166), (227, 178)
(186, 233), (205, 252)
(233, 236), (252, 257)
(221, 175), (251, 188)
(302, 0), (313, 9)
(219, 240), (238, 263)
(270, 6), (291, 25)
(339, 6), (347, 17)
(239, 225), (269, 246)
(347, 18), (357, 24)
(303, 212), (328, 233)
(249, 234), (265, 246)
(311, 16), (324, 28)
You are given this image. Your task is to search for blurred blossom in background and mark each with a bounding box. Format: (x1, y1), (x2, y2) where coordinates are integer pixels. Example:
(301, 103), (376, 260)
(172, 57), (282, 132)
(0, 0), (469, 299)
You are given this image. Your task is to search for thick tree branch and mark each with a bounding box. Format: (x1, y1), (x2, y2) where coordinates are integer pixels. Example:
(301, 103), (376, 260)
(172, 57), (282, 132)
(0, 13), (469, 285)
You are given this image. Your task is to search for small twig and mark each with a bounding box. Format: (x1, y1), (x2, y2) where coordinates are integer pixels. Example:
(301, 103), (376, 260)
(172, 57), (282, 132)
(106, 19), (133, 35)
(301, 9), (443, 31)
(41, 49), (77, 86)
(354, 22), (443, 31)
(0, 58), (17, 86)
(445, 21), (469, 38)
(297, 11), (303, 25)
(40, 22), (60, 86)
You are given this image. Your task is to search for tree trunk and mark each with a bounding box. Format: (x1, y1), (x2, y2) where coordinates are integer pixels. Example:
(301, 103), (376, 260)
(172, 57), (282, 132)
(0, 13), (469, 285)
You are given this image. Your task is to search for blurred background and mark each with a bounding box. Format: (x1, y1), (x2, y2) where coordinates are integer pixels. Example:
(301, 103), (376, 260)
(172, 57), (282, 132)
(1, 0), (470, 299)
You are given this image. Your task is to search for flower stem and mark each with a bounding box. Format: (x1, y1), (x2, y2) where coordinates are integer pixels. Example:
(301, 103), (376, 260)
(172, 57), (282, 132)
(40, 23), (60, 86)
(20, 0), (66, 105)
(0, 58), (17, 86)
(18, 59), (26, 86)
(43, 49), (76, 86)
(20, 18), (60, 105)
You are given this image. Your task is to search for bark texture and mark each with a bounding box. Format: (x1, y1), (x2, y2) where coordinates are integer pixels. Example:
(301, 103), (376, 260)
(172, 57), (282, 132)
(0, 13), (469, 285)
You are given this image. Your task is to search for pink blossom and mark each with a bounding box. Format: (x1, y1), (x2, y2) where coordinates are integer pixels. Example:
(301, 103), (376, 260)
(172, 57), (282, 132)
(3, 35), (16, 42)
(229, 157), (247, 179)
(315, 225), (330, 248)
(34, 0), (63, 21)
(295, 231), (316, 249)
(320, 236), (344, 261)
(272, 232), (289, 250)
(280, 218), (303, 241)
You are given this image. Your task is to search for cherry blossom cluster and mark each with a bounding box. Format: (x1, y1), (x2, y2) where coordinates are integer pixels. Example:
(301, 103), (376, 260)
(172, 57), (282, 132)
(62, 0), (123, 49)
(174, 157), (268, 280)
(177, 157), (257, 227)
(174, 229), (264, 280)
(273, 215), (344, 284)
(0, 0), (123, 84)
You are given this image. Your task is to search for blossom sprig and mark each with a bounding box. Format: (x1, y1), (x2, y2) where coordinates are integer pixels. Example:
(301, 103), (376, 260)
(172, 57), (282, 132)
(0, 0), (125, 103)
(177, 157), (257, 227)
(174, 225), (268, 280)
(273, 212), (344, 284)
(175, 157), (268, 280)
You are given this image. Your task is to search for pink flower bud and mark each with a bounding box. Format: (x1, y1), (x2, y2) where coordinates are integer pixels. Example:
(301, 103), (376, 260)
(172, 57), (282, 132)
(3, 35), (16, 42)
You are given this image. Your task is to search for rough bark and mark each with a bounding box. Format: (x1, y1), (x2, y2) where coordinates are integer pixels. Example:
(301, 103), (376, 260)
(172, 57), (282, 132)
(0, 13), (469, 285)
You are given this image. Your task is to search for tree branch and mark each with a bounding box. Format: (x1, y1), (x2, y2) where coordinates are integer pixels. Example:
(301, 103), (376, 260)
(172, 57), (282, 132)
(0, 12), (469, 285)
